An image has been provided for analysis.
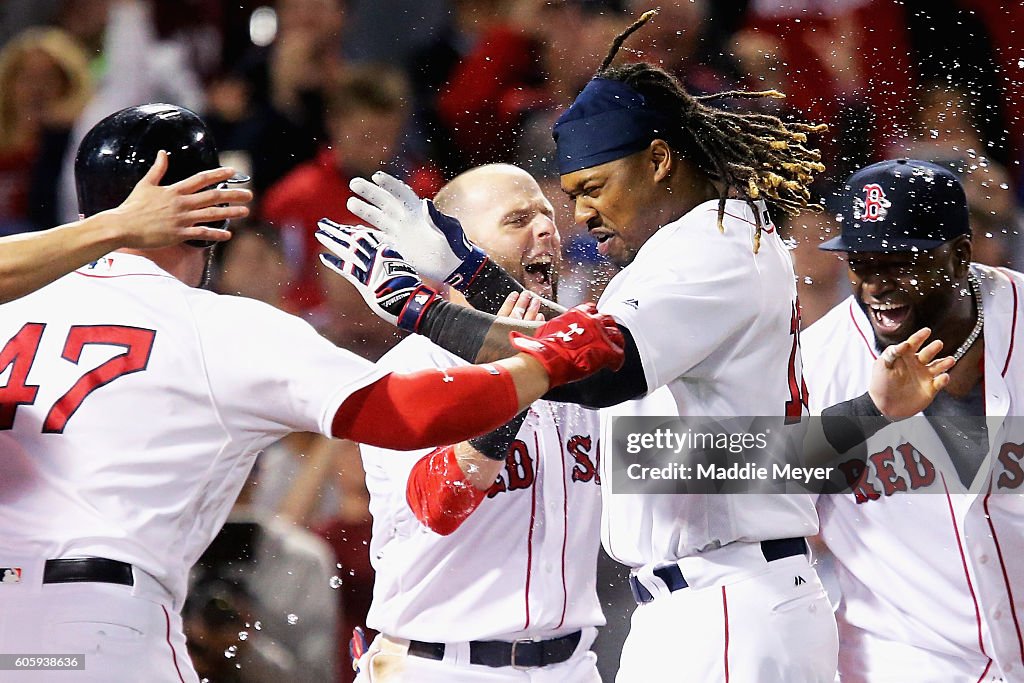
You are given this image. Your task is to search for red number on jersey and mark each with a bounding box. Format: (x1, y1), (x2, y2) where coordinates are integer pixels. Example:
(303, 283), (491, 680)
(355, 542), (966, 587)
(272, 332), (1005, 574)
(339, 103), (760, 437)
(43, 326), (157, 434)
(0, 323), (46, 429)
(0, 324), (156, 433)
(785, 300), (809, 423)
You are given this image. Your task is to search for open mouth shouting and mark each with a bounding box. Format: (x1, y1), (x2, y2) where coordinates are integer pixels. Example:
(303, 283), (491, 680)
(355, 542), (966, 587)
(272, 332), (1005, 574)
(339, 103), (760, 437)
(522, 254), (555, 295)
(866, 300), (912, 337)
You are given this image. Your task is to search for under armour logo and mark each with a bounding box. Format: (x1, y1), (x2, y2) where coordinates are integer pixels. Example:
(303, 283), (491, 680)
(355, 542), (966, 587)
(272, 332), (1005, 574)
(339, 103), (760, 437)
(794, 575), (806, 586)
(553, 323), (585, 343)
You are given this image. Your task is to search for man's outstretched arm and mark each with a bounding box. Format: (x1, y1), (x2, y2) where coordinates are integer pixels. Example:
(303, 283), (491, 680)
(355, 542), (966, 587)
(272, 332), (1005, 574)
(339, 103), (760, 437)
(0, 151), (251, 304)
(330, 302), (624, 450)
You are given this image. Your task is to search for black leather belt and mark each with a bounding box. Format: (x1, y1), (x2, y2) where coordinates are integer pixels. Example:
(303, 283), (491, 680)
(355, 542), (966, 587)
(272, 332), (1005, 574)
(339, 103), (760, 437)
(629, 537), (808, 604)
(407, 630), (582, 669)
(43, 558), (134, 586)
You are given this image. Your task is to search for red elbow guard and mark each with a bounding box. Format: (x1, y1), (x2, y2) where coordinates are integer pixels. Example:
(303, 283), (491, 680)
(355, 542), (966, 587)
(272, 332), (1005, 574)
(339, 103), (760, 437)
(406, 446), (488, 535)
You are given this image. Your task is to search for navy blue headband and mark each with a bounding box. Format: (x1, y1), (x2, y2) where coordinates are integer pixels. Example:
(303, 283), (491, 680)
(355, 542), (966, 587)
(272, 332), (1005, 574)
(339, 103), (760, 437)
(553, 78), (671, 175)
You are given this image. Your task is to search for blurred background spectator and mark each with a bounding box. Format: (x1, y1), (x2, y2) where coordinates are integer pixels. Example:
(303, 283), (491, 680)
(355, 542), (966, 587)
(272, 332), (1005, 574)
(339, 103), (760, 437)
(184, 576), (296, 681)
(0, 27), (90, 234)
(261, 65), (441, 313)
(4, 1), (1023, 679)
(190, 458), (339, 682)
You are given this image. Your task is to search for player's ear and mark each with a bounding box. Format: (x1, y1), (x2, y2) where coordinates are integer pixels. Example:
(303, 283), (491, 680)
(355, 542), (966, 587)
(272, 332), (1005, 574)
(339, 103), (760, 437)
(650, 139), (672, 183)
(951, 235), (972, 278)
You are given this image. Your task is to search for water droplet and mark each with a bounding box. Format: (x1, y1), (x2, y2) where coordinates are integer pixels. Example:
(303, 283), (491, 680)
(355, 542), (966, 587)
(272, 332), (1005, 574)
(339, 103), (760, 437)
(329, 576), (343, 589)
(287, 613), (299, 625)
(254, 620), (262, 631)
(224, 645), (238, 659)
(238, 631), (249, 641)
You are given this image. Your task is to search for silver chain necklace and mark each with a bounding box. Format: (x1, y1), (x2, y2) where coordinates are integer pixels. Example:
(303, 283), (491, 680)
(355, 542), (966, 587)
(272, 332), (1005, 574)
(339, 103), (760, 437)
(952, 271), (984, 362)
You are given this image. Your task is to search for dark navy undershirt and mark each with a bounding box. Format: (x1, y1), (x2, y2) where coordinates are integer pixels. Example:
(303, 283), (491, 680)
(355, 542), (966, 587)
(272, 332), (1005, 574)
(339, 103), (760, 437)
(923, 381), (987, 488)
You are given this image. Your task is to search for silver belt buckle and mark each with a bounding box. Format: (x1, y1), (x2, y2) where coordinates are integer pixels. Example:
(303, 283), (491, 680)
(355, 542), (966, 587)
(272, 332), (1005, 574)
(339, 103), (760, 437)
(510, 637), (539, 670)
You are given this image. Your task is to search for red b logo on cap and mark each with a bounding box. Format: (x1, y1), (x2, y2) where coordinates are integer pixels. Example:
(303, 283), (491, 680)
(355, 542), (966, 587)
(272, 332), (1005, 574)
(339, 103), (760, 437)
(859, 183), (890, 222)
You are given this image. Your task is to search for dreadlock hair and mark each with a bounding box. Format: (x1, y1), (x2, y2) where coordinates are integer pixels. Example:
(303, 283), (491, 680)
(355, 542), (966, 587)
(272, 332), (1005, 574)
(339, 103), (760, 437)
(597, 11), (827, 252)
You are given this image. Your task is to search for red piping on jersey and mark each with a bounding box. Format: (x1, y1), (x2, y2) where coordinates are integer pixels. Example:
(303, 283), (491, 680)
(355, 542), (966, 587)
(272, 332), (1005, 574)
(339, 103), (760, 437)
(849, 300), (878, 359)
(983, 478), (1024, 665)
(162, 605), (186, 683)
(975, 659), (993, 683)
(523, 432), (540, 630)
(941, 473), (989, 659)
(722, 586), (731, 682)
(997, 268), (1018, 377)
(555, 422), (569, 630)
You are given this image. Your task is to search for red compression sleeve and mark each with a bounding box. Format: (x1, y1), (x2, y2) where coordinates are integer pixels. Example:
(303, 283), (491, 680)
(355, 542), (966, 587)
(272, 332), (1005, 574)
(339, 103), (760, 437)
(406, 446), (489, 536)
(332, 365), (519, 449)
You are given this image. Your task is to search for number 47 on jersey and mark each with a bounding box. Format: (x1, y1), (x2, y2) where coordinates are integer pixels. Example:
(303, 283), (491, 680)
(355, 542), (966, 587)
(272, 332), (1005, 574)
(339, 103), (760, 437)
(0, 323), (156, 433)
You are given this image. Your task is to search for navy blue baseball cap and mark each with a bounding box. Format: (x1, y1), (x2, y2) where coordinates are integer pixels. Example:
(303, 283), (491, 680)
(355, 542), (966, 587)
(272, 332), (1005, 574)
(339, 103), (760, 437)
(819, 158), (970, 253)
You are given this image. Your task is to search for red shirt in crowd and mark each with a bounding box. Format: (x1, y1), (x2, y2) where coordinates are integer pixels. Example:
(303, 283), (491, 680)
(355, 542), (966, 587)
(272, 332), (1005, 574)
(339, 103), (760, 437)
(262, 148), (443, 311)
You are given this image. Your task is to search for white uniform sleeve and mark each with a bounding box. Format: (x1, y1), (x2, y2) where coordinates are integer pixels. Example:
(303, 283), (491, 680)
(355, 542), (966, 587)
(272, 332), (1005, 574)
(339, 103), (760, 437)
(600, 248), (759, 394)
(192, 295), (387, 438)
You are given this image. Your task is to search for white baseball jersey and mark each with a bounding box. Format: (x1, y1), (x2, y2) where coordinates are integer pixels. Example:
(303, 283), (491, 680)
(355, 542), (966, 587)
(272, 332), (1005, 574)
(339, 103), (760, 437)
(361, 334), (604, 643)
(0, 253), (386, 608)
(803, 264), (1024, 682)
(597, 198), (819, 570)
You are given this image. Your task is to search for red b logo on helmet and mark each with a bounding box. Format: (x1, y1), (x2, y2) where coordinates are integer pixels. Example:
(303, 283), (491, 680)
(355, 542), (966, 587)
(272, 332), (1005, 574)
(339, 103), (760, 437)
(857, 183), (891, 222)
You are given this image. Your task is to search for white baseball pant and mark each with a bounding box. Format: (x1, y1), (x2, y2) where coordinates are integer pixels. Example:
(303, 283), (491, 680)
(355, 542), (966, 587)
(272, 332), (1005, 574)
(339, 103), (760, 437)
(616, 554), (838, 682)
(0, 557), (197, 683)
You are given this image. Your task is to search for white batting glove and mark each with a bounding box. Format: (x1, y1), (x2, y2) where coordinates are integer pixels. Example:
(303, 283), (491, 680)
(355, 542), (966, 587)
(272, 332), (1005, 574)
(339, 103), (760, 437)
(315, 218), (439, 332)
(347, 171), (489, 288)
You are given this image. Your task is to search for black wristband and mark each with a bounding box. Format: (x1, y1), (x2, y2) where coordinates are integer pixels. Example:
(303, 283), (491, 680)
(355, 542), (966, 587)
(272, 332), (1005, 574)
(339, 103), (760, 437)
(462, 259), (525, 315)
(469, 410), (529, 461)
(416, 297), (494, 362)
(820, 392), (892, 453)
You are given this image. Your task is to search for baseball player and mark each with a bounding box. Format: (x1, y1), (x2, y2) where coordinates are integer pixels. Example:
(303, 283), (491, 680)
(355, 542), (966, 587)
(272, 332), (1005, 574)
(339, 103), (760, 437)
(355, 164), (604, 681)
(0, 104), (624, 683)
(325, 12), (840, 682)
(803, 158), (1024, 682)
(0, 150), (248, 304)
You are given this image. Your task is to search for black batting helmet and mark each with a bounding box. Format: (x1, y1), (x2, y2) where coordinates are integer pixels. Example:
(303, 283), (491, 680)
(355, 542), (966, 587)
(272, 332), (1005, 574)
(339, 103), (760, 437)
(75, 103), (248, 244)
